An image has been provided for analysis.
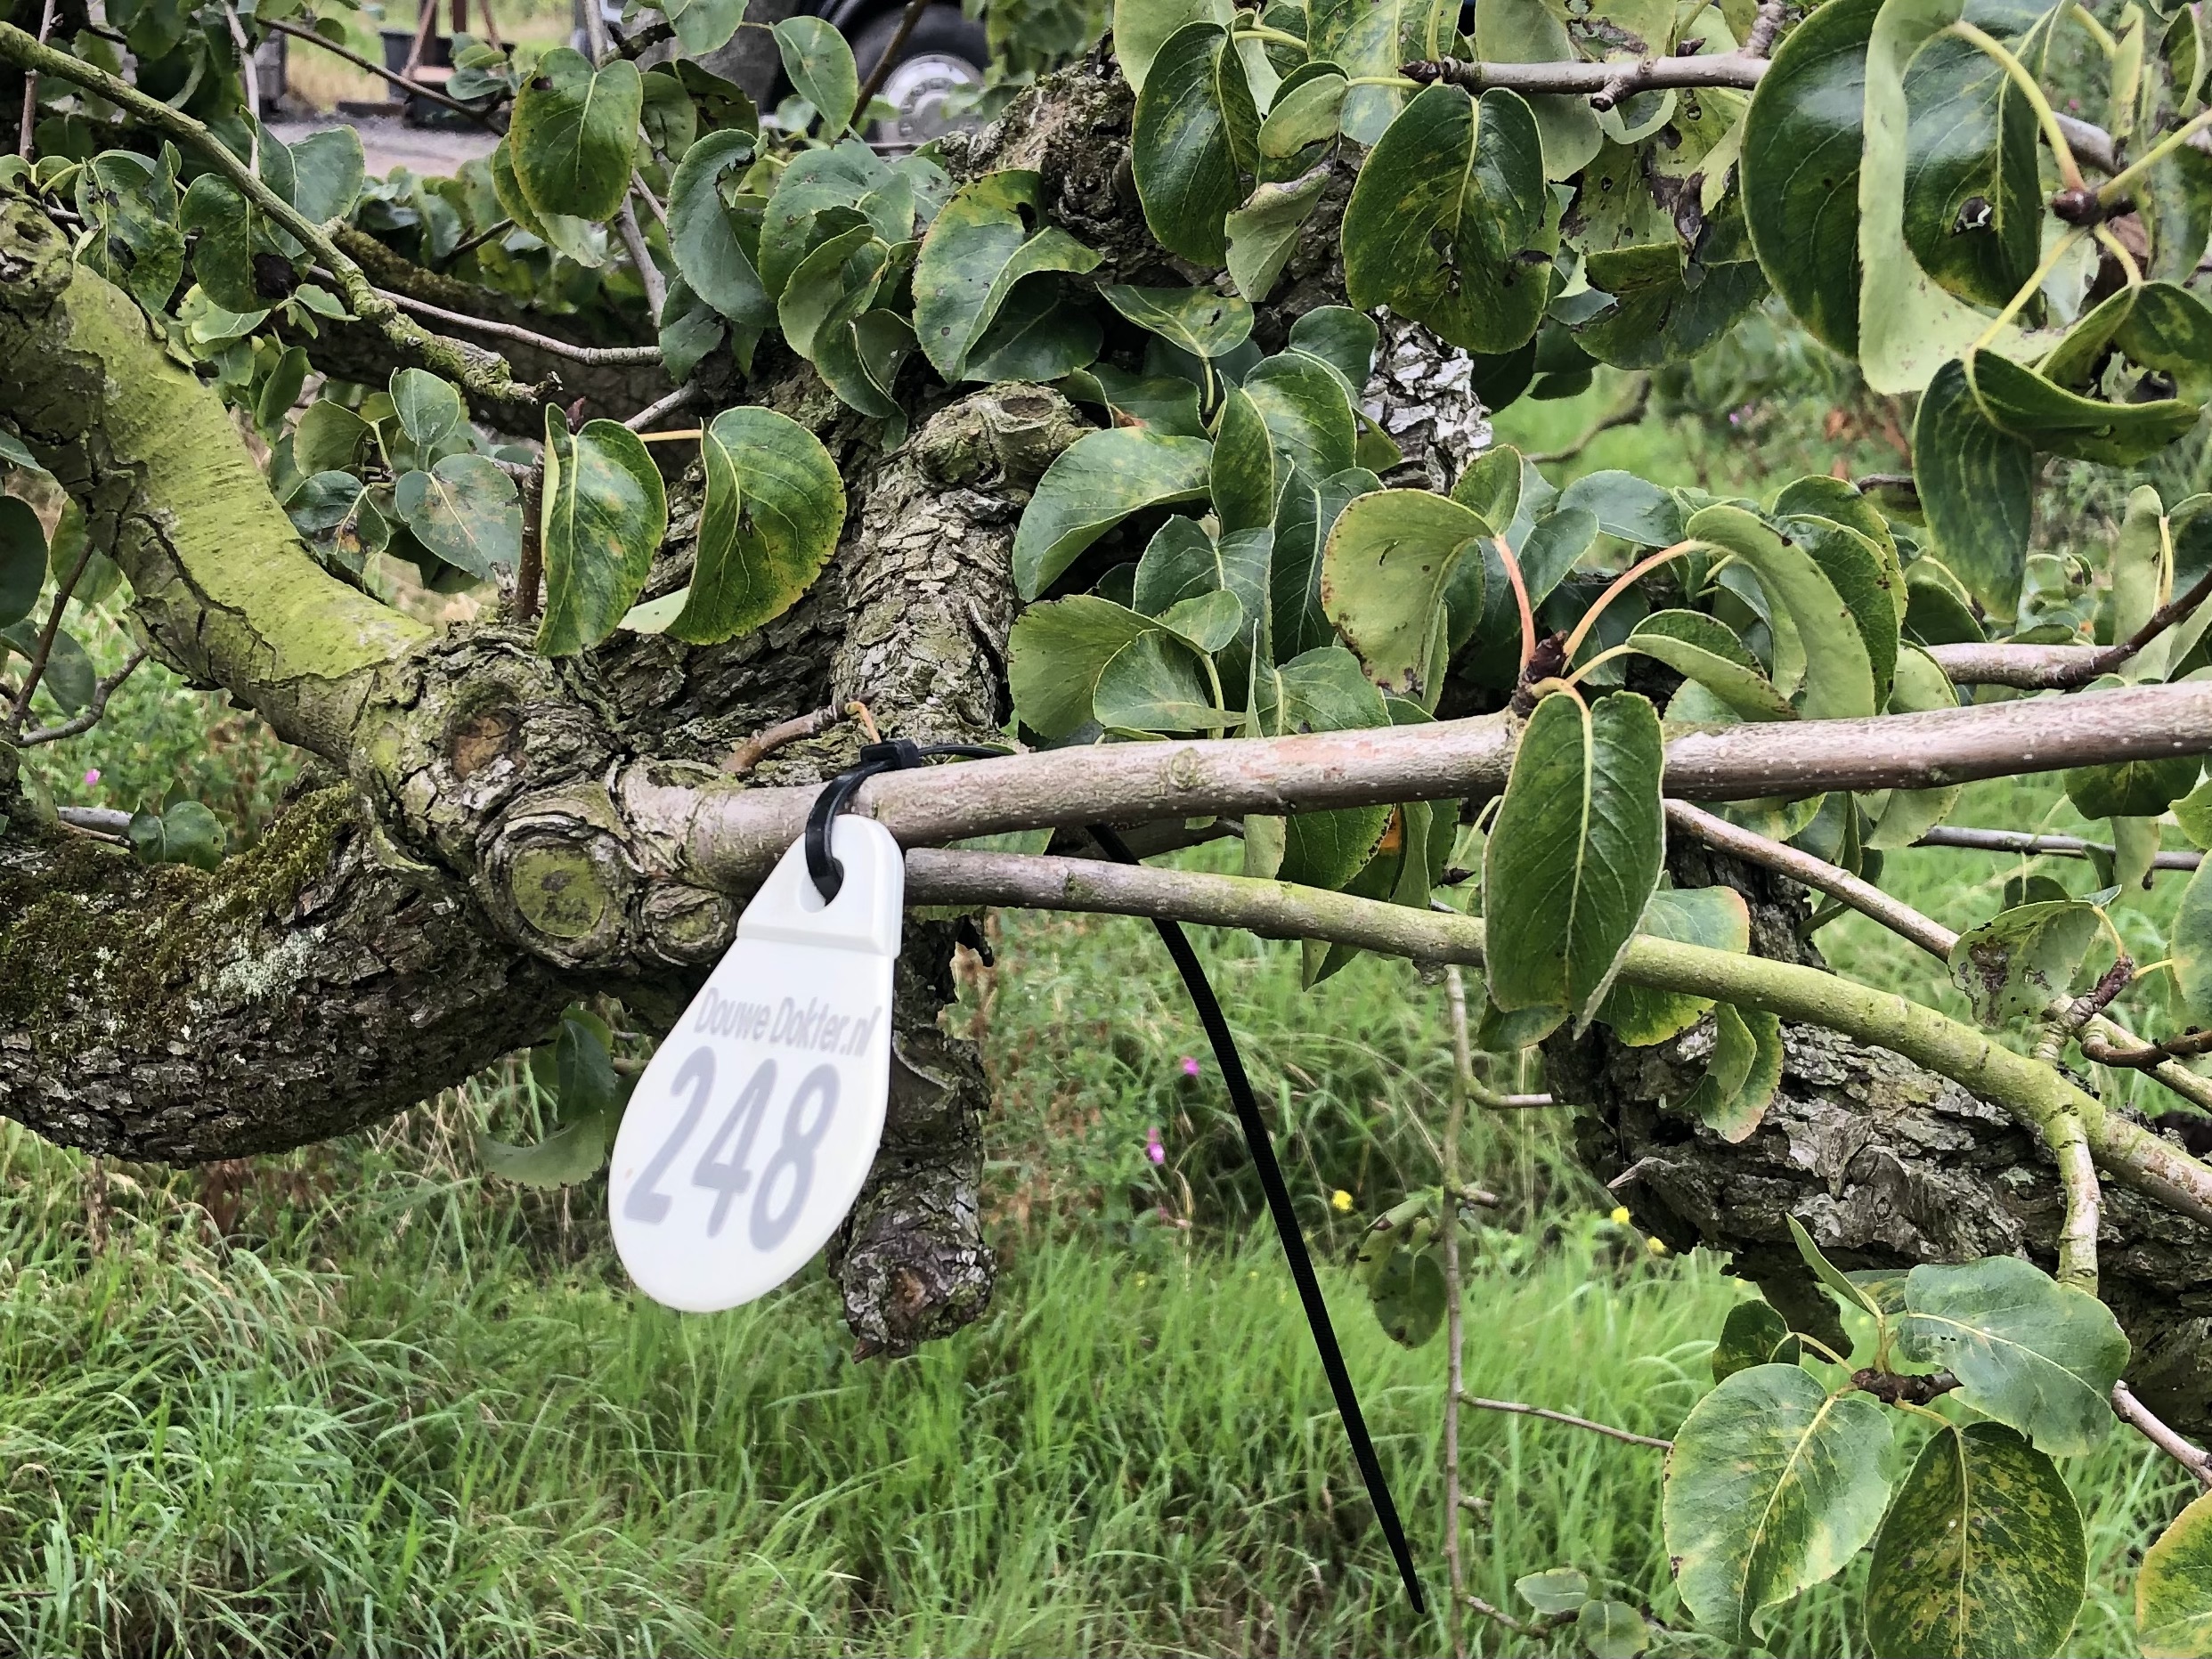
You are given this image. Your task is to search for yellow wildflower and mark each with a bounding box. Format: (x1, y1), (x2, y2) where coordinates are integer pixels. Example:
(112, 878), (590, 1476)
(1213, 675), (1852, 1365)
(1609, 1206), (1631, 1225)
(1331, 1189), (1354, 1213)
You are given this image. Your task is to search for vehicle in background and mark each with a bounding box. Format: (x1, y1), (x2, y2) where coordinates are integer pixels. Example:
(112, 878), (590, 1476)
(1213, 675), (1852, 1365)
(581, 0), (988, 147)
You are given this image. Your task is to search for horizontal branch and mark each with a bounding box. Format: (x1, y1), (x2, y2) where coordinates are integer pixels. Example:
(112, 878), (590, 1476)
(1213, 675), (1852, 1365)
(1400, 54), (2168, 181)
(1925, 642), (2108, 687)
(1404, 52), (1765, 99)
(899, 848), (2212, 1223)
(679, 682), (2212, 888)
(1917, 825), (2201, 871)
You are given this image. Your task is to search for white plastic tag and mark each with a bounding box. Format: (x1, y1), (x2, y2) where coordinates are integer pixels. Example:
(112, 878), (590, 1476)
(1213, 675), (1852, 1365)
(609, 817), (902, 1313)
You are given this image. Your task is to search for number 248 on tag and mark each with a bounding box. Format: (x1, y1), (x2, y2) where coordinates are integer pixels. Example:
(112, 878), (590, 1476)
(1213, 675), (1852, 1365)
(608, 818), (902, 1313)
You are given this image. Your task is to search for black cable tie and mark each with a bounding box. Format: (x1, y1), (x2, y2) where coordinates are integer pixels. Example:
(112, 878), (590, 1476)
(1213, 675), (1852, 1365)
(805, 739), (1007, 903)
(1087, 822), (1427, 1614)
(803, 744), (1426, 1611)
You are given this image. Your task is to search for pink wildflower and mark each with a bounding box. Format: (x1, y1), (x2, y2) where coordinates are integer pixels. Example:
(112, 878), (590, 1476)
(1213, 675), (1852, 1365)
(1145, 1126), (1166, 1165)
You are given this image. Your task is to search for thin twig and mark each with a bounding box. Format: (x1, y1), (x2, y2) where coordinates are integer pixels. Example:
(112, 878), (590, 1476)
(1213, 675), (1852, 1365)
(615, 199), (667, 319)
(0, 24), (536, 407)
(1403, 52), (1767, 96)
(1668, 799), (1958, 957)
(1915, 825), (2201, 871)
(20, 647), (147, 745)
(439, 216), (515, 270)
(55, 805), (132, 834)
(222, 2), (260, 170)
(853, 0), (931, 119)
(1442, 964), (1475, 1659)
(1526, 375), (1649, 466)
(375, 287), (663, 364)
(2082, 1025), (2212, 1069)
(1670, 800), (2212, 1120)
(1454, 1391), (1673, 1450)
(631, 169), (668, 228)
(1462, 1596), (1555, 1640)
(2114, 1380), (2212, 1490)
(268, 18), (503, 127)
(1926, 565), (2212, 689)
(15, 0), (55, 160)
(6, 532), (99, 739)
(722, 704), (840, 774)
(624, 381), (700, 433)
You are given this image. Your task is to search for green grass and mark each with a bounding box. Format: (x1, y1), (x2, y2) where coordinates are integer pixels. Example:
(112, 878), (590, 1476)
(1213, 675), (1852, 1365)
(0, 893), (2193, 1657)
(12, 352), (2208, 1653)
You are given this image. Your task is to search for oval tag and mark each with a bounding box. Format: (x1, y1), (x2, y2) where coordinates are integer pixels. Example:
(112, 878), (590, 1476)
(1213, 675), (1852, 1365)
(609, 817), (902, 1312)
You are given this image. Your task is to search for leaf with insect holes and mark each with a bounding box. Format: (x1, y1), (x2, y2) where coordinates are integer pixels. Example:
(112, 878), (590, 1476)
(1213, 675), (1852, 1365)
(1012, 427), (1213, 599)
(1366, 1243), (1445, 1347)
(1340, 85), (1553, 356)
(1897, 1256), (2129, 1455)
(536, 411), (668, 656)
(389, 368), (466, 454)
(1967, 349), (2201, 467)
(1094, 627), (1235, 734)
(1483, 690), (1665, 1029)
(1516, 1568), (1590, 1616)
(650, 0), (749, 59)
(1948, 899), (2102, 1027)
(1322, 490), (1490, 698)
(1110, 0), (1232, 97)
(915, 170), (1101, 380)
(1866, 1421), (2086, 1659)
(509, 49), (642, 224)
(394, 455), (522, 581)
(2140, 1488), (2212, 1658)
(1224, 165), (1331, 304)
(476, 1115), (612, 1186)
(1099, 283), (1255, 361)
(1857, 0), (2063, 393)
(125, 799), (226, 871)
(1596, 884), (1752, 1046)
(1663, 1362), (1894, 1646)
(1777, 511), (1898, 703)
(1579, 1600), (1649, 1659)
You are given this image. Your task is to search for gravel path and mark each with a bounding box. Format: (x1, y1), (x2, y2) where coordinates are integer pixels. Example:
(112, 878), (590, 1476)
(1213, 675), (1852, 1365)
(272, 112), (498, 178)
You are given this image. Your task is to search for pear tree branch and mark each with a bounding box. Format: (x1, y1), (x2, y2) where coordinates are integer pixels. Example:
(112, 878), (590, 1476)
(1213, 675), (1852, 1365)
(676, 682), (2212, 888)
(895, 848), (2212, 1222)
(0, 22), (539, 411)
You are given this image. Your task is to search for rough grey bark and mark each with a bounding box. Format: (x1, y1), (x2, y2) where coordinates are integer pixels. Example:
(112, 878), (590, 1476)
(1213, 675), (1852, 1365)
(1546, 844), (2212, 1435)
(0, 783), (571, 1160)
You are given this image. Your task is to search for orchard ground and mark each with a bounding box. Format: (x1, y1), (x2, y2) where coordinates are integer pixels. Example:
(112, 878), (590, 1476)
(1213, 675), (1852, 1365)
(8, 367), (2205, 1657)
